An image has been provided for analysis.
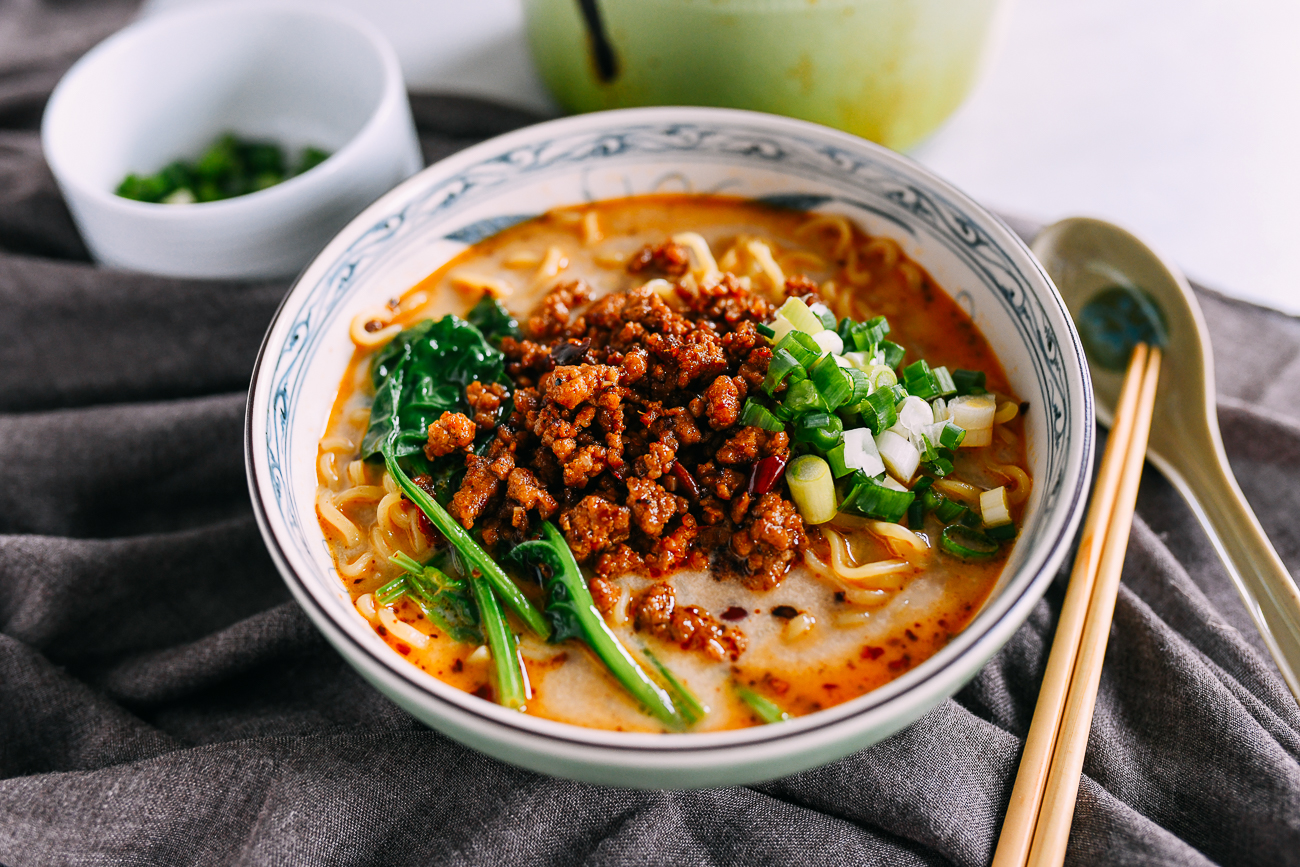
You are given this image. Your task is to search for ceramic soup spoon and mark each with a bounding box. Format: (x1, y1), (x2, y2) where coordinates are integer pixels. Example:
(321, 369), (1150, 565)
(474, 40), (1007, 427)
(1032, 217), (1300, 703)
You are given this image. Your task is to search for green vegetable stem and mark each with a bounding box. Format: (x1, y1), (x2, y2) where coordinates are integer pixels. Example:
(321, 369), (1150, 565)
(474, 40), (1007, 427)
(362, 316), (550, 642)
(469, 572), (529, 710)
(387, 552), (482, 645)
(735, 685), (791, 725)
(510, 522), (685, 729)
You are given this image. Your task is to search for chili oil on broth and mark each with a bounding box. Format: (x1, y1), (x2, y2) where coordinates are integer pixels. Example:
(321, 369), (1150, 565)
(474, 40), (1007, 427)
(315, 194), (1029, 733)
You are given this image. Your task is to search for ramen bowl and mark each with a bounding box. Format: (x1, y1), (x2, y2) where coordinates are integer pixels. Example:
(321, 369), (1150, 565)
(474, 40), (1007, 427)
(245, 106), (1092, 788)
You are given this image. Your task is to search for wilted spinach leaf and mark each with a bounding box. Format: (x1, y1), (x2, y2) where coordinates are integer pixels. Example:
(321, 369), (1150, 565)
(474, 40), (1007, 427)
(359, 315), (553, 643)
(467, 295), (521, 346)
(361, 315), (508, 466)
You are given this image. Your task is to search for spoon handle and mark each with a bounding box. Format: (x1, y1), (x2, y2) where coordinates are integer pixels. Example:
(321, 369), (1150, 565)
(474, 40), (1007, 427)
(1166, 450), (1300, 702)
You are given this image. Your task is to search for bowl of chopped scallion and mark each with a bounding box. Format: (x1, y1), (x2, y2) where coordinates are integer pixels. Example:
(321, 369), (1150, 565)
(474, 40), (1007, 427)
(42, 3), (421, 279)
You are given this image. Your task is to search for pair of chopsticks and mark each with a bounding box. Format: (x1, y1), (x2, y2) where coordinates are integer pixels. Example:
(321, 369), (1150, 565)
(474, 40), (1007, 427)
(992, 342), (1163, 867)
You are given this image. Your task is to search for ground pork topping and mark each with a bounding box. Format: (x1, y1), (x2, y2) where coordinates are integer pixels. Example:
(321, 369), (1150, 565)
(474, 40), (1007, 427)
(430, 243), (809, 594)
(632, 581), (747, 662)
(425, 411), (476, 458)
(627, 240), (691, 277)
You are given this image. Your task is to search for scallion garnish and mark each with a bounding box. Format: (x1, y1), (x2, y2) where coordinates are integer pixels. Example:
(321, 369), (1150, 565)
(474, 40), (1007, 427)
(783, 378), (828, 415)
(792, 410), (843, 451)
(952, 369), (987, 395)
(763, 349), (806, 395)
(839, 472), (915, 523)
(774, 330), (822, 368)
(855, 388), (899, 434)
(739, 398), (785, 432)
(810, 354), (853, 409)
(785, 454), (838, 524)
(932, 365), (958, 398)
(879, 340), (906, 369)
(940, 525), (1001, 560)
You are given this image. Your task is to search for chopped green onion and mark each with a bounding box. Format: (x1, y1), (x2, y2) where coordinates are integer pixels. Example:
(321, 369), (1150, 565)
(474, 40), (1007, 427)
(809, 302), (837, 330)
(867, 364), (898, 391)
(825, 443), (852, 478)
(980, 486), (1013, 527)
(907, 499), (926, 530)
(756, 322), (776, 338)
(902, 359), (942, 399)
(792, 410), (843, 451)
(736, 684), (790, 724)
(938, 421), (967, 450)
(835, 315), (890, 352)
(767, 312), (796, 344)
(856, 388), (899, 434)
(783, 378), (827, 415)
(986, 522), (1019, 542)
(811, 355), (853, 409)
(940, 525), (1001, 560)
(934, 498), (969, 524)
(739, 398), (786, 432)
(836, 318), (857, 348)
(840, 472), (915, 523)
(642, 647), (707, 726)
(774, 330), (822, 368)
(948, 394), (997, 433)
(812, 330), (844, 356)
(925, 455), (955, 477)
(932, 366), (958, 398)
(776, 297), (825, 335)
(879, 340), (906, 369)
(844, 366), (870, 405)
(952, 369), (987, 395)
(917, 433), (939, 463)
(876, 430), (920, 484)
(785, 454), (838, 524)
(763, 349), (806, 395)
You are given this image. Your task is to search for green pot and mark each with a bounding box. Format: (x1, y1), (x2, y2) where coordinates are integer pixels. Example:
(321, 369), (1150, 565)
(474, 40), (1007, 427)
(523, 0), (1005, 152)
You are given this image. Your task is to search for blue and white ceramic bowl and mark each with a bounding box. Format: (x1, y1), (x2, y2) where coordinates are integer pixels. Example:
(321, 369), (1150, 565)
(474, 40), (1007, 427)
(245, 107), (1093, 788)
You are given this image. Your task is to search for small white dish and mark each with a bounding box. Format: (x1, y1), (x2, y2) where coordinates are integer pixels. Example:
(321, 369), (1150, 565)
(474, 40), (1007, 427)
(42, 2), (422, 280)
(245, 106), (1094, 788)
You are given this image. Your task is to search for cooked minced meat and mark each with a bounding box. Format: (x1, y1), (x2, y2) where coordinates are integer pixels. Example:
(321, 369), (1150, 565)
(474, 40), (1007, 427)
(632, 581), (747, 662)
(428, 261), (813, 590)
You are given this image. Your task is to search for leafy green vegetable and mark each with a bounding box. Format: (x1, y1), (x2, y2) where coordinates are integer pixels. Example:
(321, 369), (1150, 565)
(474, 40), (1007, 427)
(362, 317), (550, 644)
(467, 295), (522, 345)
(362, 316), (507, 465)
(388, 552), (481, 644)
(509, 521), (684, 728)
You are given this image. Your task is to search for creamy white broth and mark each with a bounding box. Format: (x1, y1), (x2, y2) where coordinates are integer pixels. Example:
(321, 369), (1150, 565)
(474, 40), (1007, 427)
(316, 195), (1028, 733)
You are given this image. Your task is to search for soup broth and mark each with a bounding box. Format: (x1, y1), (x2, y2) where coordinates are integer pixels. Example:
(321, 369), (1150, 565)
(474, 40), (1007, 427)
(316, 195), (1029, 732)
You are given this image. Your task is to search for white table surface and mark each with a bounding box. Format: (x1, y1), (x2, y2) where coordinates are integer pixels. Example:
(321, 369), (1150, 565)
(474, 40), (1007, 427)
(144, 0), (1300, 315)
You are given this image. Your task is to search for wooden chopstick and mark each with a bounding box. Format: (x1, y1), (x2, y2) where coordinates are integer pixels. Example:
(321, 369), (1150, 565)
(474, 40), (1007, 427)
(992, 343), (1162, 867)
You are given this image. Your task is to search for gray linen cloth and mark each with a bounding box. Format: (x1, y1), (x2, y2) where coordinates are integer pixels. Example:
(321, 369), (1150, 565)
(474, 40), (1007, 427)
(2, 3), (1299, 865)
